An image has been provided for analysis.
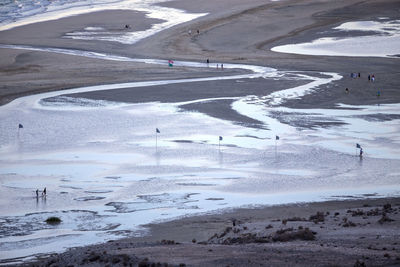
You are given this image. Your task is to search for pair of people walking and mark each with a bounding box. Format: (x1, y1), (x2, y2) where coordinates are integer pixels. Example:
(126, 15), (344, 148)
(36, 187), (47, 197)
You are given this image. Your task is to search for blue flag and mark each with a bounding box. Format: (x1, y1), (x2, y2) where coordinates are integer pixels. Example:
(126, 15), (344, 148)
(18, 124), (23, 129)
(219, 136), (223, 141)
(156, 128), (160, 133)
(276, 135), (279, 140)
(356, 143), (361, 148)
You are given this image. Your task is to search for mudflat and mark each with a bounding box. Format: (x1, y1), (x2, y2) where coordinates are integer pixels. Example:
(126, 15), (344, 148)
(1, 0), (399, 110)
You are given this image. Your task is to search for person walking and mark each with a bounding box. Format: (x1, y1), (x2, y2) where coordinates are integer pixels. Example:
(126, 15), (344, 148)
(42, 187), (47, 196)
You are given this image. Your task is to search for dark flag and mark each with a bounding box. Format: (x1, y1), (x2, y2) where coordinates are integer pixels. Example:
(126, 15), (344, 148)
(156, 128), (160, 133)
(219, 136), (223, 141)
(18, 124), (23, 129)
(276, 135), (279, 140)
(356, 143), (361, 148)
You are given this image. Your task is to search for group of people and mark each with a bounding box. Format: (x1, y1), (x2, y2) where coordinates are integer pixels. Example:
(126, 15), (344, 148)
(349, 72), (376, 82)
(346, 72), (380, 96)
(188, 29), (200, 36)
(350, 72), (361, 78)
(35, 187), (47, 198)
(206, 59), (224, 70)
(368, 74), (375, 82)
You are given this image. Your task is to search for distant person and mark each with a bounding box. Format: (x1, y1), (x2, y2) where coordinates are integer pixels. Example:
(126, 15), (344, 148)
(188, 29), (192, 36)
(36, 189), (39, 198)
(42, 187), (47, 196)
(206, 58), (209, 67)
(358, 72), (360, 78)
(216, 64), (219, 69)
(371, 74), (375, 82)
(125, 24), (130, 29)
(345, 88), (349, 94)
(197, 29), (200, 34)
(377, 91), (381, 97)
(360, 148), (363, 158)
(368, 74), (371, 81)
(221, 64), (224, 70)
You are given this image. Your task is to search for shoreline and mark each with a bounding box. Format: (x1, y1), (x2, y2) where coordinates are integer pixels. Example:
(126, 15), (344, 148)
(19, 196), (400, 266)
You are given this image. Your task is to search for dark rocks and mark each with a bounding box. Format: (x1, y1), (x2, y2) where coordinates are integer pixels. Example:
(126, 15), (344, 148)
(378, 213), (395, 224)
(222, 233), (269, 244)
(349, 209), (365, 217)
(383, 203), (392, 211)
(354, 259), (366, 267)
(272, 227), (316, 242)
(160, 240), (176, 245)
(309, 212), (325, 223)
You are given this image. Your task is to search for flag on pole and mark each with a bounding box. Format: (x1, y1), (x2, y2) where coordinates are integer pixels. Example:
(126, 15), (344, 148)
(276, 135), (279, 140)
(18, 124), (23, 129)
(356, 143), (361, 148)
(219, 136), (223, 141)
(156, 128), (160, 133)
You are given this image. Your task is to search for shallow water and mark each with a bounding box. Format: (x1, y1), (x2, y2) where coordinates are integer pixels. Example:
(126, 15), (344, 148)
(0, 0), (207, 41)
(1, 46), (400, 263)
(1, 7), (400, 263)
(271, 19), (400, 58)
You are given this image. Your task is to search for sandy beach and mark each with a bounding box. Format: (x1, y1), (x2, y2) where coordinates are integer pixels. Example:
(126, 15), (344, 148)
(1, 0), (399, 107)
(1, 0), (400, 265)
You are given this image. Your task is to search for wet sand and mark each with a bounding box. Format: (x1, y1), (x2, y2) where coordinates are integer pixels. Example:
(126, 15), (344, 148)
(1, 0), (400, 265)
(25, 198), (400, 266)
(1, 0), (399, 109)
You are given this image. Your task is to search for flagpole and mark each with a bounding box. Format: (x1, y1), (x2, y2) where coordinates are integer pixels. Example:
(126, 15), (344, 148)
(17, 124), (23, 144)
(155, 128), (160, 151)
